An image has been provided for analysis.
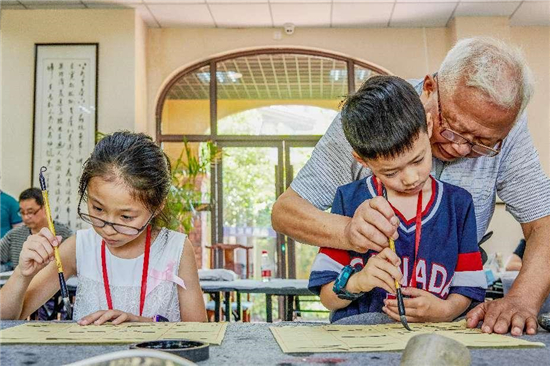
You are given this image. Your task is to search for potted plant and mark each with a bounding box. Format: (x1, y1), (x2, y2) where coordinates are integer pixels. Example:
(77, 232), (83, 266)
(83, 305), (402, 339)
(164, 139), (221, 234)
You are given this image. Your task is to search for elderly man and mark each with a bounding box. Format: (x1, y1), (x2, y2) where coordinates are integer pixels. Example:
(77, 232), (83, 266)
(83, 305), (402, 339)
(272, 37), (550, 336)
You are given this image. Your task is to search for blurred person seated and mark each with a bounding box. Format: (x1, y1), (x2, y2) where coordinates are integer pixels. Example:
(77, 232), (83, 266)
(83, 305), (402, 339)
(505, 239), (525, 272)
(502, 238), (550, 314)
(1, 188), (73, 271)
(0, 188), (73, 320)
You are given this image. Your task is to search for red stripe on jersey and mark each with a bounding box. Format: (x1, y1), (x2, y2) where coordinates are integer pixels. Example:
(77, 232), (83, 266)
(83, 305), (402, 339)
(455, 251), (483, 272)
(319, 248), (351, 266)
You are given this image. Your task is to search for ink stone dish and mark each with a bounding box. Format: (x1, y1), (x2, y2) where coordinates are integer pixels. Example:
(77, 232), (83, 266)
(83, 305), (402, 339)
(130, 339), (209, 362)
(538, 313), (550, 332)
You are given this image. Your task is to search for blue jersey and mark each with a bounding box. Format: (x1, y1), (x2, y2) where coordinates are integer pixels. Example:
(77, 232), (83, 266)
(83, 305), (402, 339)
(309, 176), (486, 323)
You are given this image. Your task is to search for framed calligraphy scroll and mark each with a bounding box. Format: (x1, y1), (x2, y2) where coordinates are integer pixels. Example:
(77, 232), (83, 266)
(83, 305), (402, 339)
(32, 44), (98, 231)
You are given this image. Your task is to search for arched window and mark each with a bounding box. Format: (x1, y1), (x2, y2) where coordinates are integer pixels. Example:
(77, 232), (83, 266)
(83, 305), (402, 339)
(157, 49), (387, 286)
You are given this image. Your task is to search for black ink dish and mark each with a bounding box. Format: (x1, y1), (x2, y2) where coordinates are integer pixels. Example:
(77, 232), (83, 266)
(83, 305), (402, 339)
(130, 339), (209, 362)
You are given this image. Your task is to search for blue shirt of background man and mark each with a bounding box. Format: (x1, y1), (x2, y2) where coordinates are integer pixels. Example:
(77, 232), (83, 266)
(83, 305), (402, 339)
(309, 176), (486, 323)
(1, 192), (22, 238)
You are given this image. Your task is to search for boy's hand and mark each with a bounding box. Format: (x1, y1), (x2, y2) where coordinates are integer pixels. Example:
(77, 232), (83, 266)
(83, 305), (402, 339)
(78, 309), (153, 325)
(383, 287), (450, 322)
(18, 227), (62, 278)
(344, 196), (400, 253)
(347, 248), (402, 294)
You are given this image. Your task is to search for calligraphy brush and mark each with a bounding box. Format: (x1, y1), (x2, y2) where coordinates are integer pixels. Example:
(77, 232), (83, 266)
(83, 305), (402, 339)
(382, 187), (411, 331)
(39, 167), (73, 319)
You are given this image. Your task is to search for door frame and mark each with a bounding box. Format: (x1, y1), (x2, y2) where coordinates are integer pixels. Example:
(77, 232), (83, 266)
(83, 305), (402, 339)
(213, 138), (318, 278)
(283, 140), (318, 279)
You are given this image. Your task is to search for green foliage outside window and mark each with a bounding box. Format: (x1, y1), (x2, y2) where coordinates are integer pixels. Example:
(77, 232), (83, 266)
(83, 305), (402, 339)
(164, 140), (221, 234)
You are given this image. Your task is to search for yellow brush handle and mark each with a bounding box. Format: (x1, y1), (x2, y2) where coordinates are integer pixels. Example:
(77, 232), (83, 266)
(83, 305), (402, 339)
(388, 237), (401, 290)
(41, 191), (64, 273)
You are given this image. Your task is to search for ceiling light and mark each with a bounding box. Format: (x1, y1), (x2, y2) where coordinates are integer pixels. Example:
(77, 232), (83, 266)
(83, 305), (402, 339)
(197, 71), (242, 84)
(329, 69), (371, 82)
(355, 69), (371, 81)
(329, 69), (347, 82)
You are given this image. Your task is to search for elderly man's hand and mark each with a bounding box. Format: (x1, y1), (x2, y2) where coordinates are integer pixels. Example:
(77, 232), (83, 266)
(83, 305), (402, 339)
(466, 295), (538, 336)
(343, 196), (400, 253)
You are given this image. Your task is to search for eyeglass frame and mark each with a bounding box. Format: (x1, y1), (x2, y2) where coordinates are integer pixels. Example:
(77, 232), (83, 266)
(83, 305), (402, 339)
(77, 186), (154, 236)
(19, 206), (43, 218)
(435, 74), (502, 157)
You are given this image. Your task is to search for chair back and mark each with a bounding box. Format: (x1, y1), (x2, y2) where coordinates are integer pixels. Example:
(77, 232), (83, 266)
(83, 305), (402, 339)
(207, 243), (252, 279)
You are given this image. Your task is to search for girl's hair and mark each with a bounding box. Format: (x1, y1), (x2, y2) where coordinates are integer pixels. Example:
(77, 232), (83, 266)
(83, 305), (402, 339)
(78, 131), (172, 224)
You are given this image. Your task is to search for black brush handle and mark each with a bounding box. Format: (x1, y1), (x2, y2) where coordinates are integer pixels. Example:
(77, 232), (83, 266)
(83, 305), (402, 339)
(397, 288), (406, 316)
(39, 167), (48, 191)
(59, 272), (70, 299)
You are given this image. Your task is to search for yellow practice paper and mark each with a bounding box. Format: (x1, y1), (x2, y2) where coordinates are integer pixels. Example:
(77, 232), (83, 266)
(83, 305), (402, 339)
(0, 322), (227, 345)
(270, 320), (545, 353)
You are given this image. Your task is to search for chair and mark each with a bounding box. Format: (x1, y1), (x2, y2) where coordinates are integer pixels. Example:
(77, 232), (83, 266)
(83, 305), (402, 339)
(207, 243), (252, 279)
(205, 243), (253, 322)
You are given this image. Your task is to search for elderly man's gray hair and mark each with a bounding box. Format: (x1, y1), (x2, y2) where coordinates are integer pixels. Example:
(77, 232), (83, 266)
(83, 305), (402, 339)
(439, 37), (534, 121)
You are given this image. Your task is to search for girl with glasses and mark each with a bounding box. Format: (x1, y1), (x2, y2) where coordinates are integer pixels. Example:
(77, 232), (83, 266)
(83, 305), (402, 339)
(1, 131), (207, 324)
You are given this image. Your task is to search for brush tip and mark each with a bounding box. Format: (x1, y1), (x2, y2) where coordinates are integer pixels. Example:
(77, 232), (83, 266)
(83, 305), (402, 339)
(401, 316), (412, 331)
(62, 297), (73, 319)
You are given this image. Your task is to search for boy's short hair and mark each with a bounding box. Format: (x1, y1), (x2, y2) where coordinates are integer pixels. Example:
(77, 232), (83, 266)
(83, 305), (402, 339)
(341, 75), (427, 161)
(19, 188), (44, 206)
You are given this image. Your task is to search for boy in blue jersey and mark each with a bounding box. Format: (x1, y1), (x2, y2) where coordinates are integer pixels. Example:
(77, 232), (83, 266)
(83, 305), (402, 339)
(309, 76), (486, 323)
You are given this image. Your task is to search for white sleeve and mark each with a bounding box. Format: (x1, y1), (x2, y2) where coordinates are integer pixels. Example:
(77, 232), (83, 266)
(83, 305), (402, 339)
(496, 114), (550, 223)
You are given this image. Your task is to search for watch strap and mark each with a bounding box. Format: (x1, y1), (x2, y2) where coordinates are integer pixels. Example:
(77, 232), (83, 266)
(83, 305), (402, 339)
(333, 265), (364, 301)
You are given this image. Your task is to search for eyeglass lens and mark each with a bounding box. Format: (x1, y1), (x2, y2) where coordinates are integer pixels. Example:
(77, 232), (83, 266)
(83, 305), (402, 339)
(79, 213), (140, 235)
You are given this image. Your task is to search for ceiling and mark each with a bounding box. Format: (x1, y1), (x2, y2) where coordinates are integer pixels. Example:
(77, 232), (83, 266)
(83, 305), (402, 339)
(1, 0), (549, 28)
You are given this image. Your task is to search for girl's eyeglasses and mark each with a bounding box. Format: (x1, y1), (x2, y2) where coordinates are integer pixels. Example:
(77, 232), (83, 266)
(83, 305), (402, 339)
(77, 189), (153, 236)
(435, 75), (502, 157)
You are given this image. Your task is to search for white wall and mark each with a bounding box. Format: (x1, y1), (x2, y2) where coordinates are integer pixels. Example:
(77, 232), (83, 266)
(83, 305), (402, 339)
(1, 9), (138, 195)
(135, 13), (148, 135)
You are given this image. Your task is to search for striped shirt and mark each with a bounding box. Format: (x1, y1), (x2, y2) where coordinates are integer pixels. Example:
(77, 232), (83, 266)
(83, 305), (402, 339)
(309, 176), (485, 322)
(291, 79), (550, 243)
(0, 222), (73, 268)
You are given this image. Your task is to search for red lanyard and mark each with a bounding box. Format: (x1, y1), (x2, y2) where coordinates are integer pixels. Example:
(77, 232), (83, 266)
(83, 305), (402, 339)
(376, 179), (423, 288)
(410, 190), (423, 288)
(101, 225), (152, 317)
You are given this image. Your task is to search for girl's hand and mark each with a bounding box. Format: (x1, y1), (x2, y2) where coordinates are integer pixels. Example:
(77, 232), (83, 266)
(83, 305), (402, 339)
(78, 309), (153, 325)
(383, 287), (450, 322)
(348, 247), (402, 294)
(18, 228), (62, 278)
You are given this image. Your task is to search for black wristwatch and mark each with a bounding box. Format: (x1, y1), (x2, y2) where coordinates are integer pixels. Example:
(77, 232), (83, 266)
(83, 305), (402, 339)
(333, 265), (364, 301)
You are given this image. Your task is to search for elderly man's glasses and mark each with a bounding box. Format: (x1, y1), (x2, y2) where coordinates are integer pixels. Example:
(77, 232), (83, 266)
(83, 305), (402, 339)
(77, 190), (153, 236)
(436, 76), (502, 157)
(19, 207), (42, 218)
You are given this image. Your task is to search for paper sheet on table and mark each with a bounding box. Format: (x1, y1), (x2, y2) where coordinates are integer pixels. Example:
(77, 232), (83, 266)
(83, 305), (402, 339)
(0, 322), (227, 345)
(270, 320), (545, 353)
